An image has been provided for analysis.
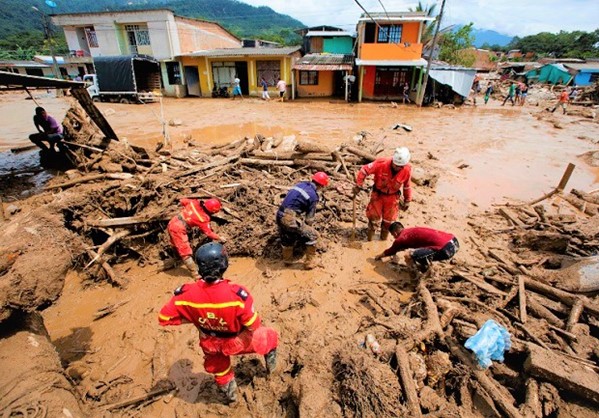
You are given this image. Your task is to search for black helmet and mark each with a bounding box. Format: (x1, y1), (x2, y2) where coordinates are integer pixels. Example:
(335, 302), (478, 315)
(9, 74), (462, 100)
(195, 242), (229, 282)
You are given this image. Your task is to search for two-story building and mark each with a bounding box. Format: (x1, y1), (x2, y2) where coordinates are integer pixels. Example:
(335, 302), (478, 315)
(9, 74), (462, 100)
(292, 26), (355, 100)
(355, 12), (433, 101)
(51, 9), (241, 96)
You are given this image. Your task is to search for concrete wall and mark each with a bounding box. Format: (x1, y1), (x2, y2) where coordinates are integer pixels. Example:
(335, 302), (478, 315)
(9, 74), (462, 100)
(297, 71), (334, 97)
(175, 18), (240, 54)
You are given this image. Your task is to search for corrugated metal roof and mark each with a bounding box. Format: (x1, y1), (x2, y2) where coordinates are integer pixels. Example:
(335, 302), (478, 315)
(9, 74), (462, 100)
(0, 60), (48, 68)
(563, 63), (599, 71)
(356, 58), (427, 67)
(293, 54), (354, 71)
(358, 12), (434, 22)
(34, 55), (66, 65)
(0, 70), (84, 89)
(180, 46), (301, 58)
(305, 31), (354, 37)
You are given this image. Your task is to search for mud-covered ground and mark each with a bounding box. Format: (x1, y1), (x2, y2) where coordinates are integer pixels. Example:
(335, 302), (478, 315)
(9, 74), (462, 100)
(1, 89), (599, 417)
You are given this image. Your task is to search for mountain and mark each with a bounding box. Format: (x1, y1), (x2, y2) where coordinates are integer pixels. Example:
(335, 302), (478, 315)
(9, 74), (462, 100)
(0, 0), (304, 46)
(472, 29), (513, 48)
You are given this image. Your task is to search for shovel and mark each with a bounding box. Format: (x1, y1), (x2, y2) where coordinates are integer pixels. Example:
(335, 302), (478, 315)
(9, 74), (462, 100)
(347, 190), (363, 249)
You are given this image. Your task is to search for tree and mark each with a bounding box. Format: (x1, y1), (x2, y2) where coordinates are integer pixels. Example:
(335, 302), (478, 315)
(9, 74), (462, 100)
(439, 23), (475, 66)
(408, 1), (438, 44)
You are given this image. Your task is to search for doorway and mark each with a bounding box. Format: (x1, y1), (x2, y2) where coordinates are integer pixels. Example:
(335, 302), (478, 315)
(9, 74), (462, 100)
(184, 66), (201, 96)
(235, 61), (249, 95)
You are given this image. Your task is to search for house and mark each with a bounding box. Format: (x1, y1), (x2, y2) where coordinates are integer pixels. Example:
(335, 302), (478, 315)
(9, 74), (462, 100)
(506, 49), (523, 60)
(563, 63), (599, 86)
(457, 47), (497, 72)
(33, 55), (88, 79)
(177, 47), (301, 98)
(0, 60), (50, 77)
(291, 26), (355, 100)
(51, 9), (241, 96)
(354, 12), (434, 101)
(526, 64), (572, 85)
(425, 62), (477, 104)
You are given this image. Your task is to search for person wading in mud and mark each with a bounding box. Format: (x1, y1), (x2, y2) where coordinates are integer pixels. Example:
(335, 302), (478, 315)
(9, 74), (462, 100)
(354, 147), (412, 241)
(374, 222), (459, 273)
(167, 197), (225, 278)
(277, 172), (330, 269)
(158, 242), (279, 403)
(29, 106), (64, 150)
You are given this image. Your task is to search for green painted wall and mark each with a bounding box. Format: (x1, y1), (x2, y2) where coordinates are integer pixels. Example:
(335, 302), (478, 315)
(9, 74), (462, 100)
(323, 37), (353, 54)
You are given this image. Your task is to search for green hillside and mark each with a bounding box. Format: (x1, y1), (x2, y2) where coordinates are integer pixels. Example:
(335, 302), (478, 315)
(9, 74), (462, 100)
(0, 0), (304, 57)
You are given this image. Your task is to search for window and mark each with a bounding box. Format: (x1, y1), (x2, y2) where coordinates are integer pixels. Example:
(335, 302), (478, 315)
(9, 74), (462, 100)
(256, 60), (280, 86)
(300, 71), (318, 85)
(212, 61), (236, 89)
(125, 24), (151, 50)
(84, 26), (98, 48)
(377, 24), (402, 44)
(364, 22), (376, 43)
(166, 62), (181, 85)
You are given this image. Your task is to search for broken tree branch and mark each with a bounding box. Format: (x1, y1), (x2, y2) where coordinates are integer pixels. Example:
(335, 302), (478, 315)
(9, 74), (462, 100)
(395, 343), (422, 418)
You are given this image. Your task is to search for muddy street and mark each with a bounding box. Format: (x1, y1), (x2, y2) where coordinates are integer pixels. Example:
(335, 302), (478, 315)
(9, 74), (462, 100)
(1, 91), (599, 417)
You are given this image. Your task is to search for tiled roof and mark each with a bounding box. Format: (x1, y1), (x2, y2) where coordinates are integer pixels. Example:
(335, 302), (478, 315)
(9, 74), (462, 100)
(293, 54), (354, 71)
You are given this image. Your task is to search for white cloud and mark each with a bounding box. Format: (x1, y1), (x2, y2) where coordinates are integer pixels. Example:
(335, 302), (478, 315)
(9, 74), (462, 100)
(240, 0), (599, 36)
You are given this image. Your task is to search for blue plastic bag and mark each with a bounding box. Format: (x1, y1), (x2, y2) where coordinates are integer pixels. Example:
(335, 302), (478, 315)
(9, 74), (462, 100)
(464, 320), (511, 368)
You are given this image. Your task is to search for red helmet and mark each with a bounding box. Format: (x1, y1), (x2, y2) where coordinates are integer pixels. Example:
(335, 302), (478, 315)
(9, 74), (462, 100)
(311, 171), (330, 187)
(203, 198), (222, 214)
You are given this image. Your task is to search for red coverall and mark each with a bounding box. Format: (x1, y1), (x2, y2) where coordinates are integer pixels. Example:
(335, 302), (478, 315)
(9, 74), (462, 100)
(356, 157), (412, 230)
(167, 199), (220, 259)
(158, 279), (278, 385)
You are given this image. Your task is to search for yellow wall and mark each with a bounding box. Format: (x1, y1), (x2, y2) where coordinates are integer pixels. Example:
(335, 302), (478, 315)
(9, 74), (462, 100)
(297, 71), (334, 97)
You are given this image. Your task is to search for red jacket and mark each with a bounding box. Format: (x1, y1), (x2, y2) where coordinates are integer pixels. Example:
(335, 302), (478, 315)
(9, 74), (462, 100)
(356, 158), (412, 202)
(179, 198), (220, 241)
(559, 91), (569, 103)
(158, 279), (260, 336)
(383, 227), (455, 256)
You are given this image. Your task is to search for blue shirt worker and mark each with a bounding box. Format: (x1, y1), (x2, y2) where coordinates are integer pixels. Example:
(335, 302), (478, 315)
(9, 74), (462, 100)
(276, 172), (330, 269)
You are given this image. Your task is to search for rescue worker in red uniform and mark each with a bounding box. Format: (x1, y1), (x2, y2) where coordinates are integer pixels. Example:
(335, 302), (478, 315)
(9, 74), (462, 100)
(158, 242), (279, 403)
(374, 222), (459, 273)
(167, 198), (224, 278)
(354, 147), (412, 241)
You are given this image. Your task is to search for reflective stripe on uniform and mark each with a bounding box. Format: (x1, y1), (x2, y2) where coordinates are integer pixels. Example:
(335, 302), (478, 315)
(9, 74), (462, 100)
(188, 202), (209, 223)
(175, 300), (245, 309)
(243, 312), (258, 327)
(214, 365), (232, 377)
(158, 313), (173, 321)
(291, 186), (310, 201)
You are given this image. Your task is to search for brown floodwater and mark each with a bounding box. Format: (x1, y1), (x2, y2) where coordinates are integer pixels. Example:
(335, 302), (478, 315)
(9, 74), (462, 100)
(1, 92), (597, 208)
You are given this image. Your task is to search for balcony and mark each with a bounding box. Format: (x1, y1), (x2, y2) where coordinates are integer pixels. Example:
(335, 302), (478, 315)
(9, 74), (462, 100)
(359, 43), (423, 62)
(66, 50), (93, 64)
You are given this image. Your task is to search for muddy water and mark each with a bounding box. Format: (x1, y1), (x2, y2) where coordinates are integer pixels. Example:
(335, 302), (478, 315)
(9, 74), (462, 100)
(1, 92), (597, 208)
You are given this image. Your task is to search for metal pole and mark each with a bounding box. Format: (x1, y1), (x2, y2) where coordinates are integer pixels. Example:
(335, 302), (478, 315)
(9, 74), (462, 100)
(416, 0), (446, 107)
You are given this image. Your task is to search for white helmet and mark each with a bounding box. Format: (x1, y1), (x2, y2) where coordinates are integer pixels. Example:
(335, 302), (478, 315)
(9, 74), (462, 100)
(392, 147), (410, 166)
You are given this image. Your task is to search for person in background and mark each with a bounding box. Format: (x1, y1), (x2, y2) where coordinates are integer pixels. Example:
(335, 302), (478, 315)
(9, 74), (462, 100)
(374, 222), (459, 273)
(276, 78), (287, 102)
(158, 242), (279, 403)
(501, 82), (516, 106)
(260, 77), (270, 101)
(551, 88), (570, 114)
(29, 107), (64, 150)
(484, 82), (494, 104)
(519, 83), (529, 106)
(232, 76), (243, 100)
(402, 82), (411, 104)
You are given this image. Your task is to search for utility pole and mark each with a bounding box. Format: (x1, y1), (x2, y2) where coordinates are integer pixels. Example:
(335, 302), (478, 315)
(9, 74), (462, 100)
(32, 6), (61, 80)
(417, 0), (447, 107)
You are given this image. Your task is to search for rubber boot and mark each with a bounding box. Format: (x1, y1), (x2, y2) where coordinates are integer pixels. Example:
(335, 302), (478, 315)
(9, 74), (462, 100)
(281, 246), (294, 265)
(265, 349), (277, 374)
(380, 229), (389, 241)
(304, 245), (317, 270)
(219, 378), (238, 402)
(367, 222), (375, 242)
(182, 257), (199, 279)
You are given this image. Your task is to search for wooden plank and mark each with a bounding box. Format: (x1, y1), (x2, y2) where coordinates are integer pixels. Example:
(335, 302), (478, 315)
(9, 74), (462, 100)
(556, 163), (575, 191)
(518, 276), (528, 323)
(86, 214), (171, 228)
(524, 344), (599, 404)
(70, 87), (119, 141)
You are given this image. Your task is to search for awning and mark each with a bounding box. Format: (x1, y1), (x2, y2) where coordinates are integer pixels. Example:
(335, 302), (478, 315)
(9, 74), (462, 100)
(293, 64), (352, 71)
(356, 58), (427, 67)
(428, 68), (476, 97)
(293, 53), (353, 71)
(0, 70), (84, 89)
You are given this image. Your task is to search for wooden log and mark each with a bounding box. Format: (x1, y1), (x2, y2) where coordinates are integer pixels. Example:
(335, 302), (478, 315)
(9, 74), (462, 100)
(571, 188), (599, 205)
(61, 140), (105, 153)
(521, 379), (542, 418)
(175, 155), (239, 179)
(487, 249), (520, 275)
(86, 249), (122, 287)
(524, 344), (599, 405)
(532, 205), (547, 223)
(240, 158), (294, 166)
(71, 87), (119, 141)
(86, 214), (171, 228)
(524, 277), (599, 317)
(405, 283), (443, 351)
(446, 336), (524, 418)
(395, 344), (422, 418)
(455, 273), (508, 296)
(296, 138), (331, 154)
(518, 276), (528, 323)
(331, 150), (353, 180)
(526, 296), (565, 327)
(566, 299), (584, 333)
(364, 289), (394, 317)
(499, 208), (525, 227)
(85, 230), (132, 269)
(0, 196), (5, 222)
(45, 172), (134, 190)
(103, 384), (175, 411)
(249, 151), (334, 161)
(343, 146), (377, 162)
(562, 193), (598, 216)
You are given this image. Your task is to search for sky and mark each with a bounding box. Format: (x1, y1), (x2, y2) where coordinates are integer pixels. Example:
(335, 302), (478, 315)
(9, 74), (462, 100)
(240, 0), (599, 37)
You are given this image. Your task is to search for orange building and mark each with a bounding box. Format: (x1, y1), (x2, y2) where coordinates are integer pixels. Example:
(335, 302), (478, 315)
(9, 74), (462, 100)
(355, 12), (433, 101)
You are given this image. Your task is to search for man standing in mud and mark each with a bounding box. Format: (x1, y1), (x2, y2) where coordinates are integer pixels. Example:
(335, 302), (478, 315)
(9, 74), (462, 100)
(159, 242), (279, 403)
(167, 198), (225, 278)
(277, 172), (330, 269)
(374, 222), (459, 273)
(354, 147), (412, 241)
(29, 107), (64, 150)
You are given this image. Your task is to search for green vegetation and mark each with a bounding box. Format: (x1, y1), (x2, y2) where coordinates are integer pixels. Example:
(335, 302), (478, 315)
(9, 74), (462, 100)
(0, 0), (304, 59)
(439, 23), (476, 66)
(508, 30), (599, 58)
